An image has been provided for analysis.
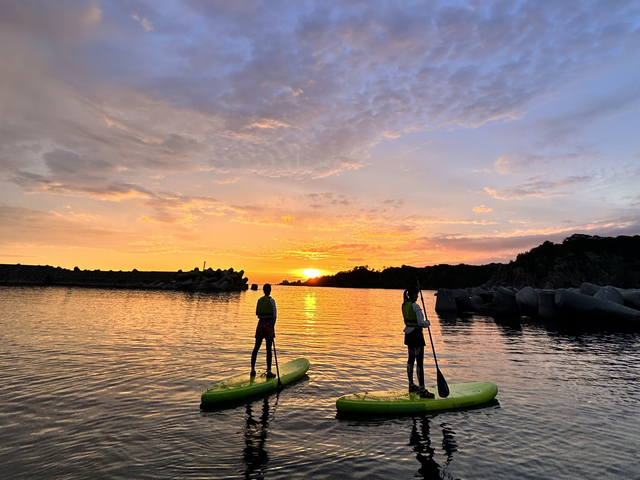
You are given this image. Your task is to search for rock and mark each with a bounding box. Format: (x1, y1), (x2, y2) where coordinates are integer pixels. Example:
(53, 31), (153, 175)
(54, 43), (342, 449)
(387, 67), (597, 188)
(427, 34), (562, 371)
(435, 288), (457, 313)
(555, 289), (640, 325)
(454, 289), (476, 312)
(593, 286), (624, 305)
(0, 264), (250, 292)
(620, 289), (640, 310)
(491, 286), (521, 316)
(469, 295), (490, 313)
(538, 290), (560, 318)
(251, 284), (258, 290)
(516, 286), (538, 315)
(580, 282), (601, 296)
(471, 286), (489, 296)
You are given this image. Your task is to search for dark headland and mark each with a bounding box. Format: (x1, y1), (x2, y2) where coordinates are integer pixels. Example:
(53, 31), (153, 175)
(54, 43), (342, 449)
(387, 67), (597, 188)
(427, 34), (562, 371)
(0, 265), (249, 292)
(282, 234), (640, 290)
(280, 234), (640, 326)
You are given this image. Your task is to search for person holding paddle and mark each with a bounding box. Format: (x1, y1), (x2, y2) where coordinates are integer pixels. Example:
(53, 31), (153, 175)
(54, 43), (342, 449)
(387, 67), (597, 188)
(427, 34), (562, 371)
(402, 286), (435, 398)
(251, 284), (277, 378)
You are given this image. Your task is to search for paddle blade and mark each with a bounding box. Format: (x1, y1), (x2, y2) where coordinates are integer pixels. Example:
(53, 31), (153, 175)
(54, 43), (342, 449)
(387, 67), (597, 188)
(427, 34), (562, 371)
(437, 369), (450, 398)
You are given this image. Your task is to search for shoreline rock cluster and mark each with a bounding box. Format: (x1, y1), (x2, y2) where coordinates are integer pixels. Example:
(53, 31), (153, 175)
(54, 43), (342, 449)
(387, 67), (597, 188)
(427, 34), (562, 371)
(435, 282), (640, 326)
(0, 264), (249, 292)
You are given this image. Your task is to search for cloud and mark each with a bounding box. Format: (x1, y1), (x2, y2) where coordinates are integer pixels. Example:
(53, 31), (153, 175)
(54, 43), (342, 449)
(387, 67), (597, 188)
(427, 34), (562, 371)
(0, 204), (119, 248)
(484, 175), (592, 200)
(2, 0), (640, 199)
(533, 83), (640, 143)
(411, 213), (640, 264)
(493, 150), (601, 175)
(473, 205), (492, 213)
(10, 170), (154, 200)
(132, 13), (153, 32)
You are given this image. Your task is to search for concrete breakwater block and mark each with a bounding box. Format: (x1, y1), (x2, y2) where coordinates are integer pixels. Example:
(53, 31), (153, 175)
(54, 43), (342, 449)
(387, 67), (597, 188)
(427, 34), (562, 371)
(620, 289), (640, 310)
(579, 282), (602, 296)
(435, 288), (457, 313)
(491, 287), (521, 316)
(538, 290), (559, 318)
(416, 282), (639, 323)
(593, 285), (624, 305)
(516, 286), (538, 315)
(555, 289), (640, 325)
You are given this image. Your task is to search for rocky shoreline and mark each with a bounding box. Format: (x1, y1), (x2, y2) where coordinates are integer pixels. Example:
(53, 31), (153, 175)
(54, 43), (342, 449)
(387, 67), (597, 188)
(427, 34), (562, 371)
(435, 282), (640, 327)
(0, 264), (249, 292)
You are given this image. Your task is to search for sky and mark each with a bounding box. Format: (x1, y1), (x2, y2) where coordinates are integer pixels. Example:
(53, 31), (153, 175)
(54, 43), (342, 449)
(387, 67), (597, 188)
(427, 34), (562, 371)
(1, 0), (640, 284)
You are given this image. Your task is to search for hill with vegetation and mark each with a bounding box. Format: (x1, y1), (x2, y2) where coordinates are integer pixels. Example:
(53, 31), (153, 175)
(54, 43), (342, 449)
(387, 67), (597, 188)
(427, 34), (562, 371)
(281, 234), (640, 290)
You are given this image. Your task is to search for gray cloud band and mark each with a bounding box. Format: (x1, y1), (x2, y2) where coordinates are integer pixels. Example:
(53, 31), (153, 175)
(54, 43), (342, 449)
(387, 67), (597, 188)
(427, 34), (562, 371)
(1, 0), (639, 196)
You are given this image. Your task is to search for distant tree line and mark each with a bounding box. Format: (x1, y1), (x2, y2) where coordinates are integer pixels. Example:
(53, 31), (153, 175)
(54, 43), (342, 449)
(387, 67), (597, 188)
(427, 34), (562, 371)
(282, 234), (640, 290)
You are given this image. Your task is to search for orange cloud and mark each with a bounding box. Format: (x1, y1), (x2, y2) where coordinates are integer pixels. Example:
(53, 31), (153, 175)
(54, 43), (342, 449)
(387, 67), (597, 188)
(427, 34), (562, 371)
(473, 205), (493, 213)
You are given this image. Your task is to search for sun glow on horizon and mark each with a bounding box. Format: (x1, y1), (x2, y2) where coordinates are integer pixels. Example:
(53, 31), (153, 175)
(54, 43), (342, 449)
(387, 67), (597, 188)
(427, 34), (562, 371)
(302, 268), (322, 279)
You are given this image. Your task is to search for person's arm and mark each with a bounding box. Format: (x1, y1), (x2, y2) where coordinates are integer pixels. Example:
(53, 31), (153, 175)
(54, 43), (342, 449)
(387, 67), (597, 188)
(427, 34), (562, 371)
(271, 298), (277, 323)
(414, 303), (430, 328)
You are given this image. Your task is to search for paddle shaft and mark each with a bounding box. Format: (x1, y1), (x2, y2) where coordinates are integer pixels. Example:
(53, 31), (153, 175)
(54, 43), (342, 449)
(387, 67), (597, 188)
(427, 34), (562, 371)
(272, 338), (283, 389)
(416, 279), (449, 397)
(416, 283), (440, 369)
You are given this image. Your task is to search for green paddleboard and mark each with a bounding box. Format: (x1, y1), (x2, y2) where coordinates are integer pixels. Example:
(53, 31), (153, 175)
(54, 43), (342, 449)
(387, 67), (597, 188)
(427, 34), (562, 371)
(336, 381), (498, 416)
(201, 357), (310, 406)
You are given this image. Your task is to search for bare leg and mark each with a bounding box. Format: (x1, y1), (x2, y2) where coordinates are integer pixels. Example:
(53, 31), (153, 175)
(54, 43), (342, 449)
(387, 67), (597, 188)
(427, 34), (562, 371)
(251, 337), (263, 371)
(407, 349), (416, 386)
(266, 338), (273, 372)
(416, 348), (425, 388)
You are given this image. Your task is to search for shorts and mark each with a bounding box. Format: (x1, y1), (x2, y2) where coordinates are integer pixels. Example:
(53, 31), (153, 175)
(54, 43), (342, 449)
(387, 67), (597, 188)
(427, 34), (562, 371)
(255, 319), (275, 340)
(404, 328), (425, 348)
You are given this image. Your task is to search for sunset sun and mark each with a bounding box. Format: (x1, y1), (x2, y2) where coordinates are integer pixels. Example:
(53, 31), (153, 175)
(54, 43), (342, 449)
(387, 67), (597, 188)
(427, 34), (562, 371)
(303, 268), (322, 279)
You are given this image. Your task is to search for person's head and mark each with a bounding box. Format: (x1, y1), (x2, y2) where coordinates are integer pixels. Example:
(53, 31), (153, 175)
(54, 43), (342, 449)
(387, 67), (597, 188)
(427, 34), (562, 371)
(263, 283), (271, 296)
(404, 285), (418, 302)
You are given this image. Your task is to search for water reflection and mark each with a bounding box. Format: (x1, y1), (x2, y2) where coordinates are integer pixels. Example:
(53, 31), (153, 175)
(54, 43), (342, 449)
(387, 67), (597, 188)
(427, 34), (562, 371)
(243, 396), (275, 479)
(492, 315), (525, 341)
(409, 417), (458, 480)
(303, 292), (317, 320)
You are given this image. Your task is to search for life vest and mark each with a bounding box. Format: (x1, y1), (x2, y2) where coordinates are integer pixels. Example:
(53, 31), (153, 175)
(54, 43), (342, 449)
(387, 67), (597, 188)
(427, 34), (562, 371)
(402, 301), (418, 327)
(256, 295), (274, 320)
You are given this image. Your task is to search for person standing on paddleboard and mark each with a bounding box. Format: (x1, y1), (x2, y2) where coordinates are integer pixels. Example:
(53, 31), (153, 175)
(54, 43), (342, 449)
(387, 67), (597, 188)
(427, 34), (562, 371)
(251, 284), (277, 378)
(402, 286), (435, 398)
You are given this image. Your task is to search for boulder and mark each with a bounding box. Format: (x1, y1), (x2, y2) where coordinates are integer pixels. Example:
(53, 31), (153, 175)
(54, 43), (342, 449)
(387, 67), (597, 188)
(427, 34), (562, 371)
(593, 286), (624, 305)
(620, 289), (640, 310)
(580, 282), (601, 296)
(471, 286), (489, 296)
(435, 288), (457, 313)
(538, 290), (560, 318)
(516, 286), (538, 315)
(555, 289), (640, 325)
(469, 295), (491, 313)
(454, 289), (476, 312)
(491, 286), (521, 316)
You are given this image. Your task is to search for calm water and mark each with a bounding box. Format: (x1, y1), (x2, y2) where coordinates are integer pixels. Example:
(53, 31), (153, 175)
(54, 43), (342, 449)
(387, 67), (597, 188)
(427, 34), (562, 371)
(1, 285), (639, 479)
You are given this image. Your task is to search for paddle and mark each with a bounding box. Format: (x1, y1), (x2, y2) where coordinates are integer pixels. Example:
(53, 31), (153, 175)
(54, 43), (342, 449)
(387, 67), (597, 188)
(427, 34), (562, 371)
(416, 279), (450, 398)
(272, 338), (284, 390)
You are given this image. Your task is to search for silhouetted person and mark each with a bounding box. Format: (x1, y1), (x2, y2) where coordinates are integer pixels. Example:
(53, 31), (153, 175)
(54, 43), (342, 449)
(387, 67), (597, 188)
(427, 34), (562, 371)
(402, 286), (434, 398)
(251, 284), (277, 378)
